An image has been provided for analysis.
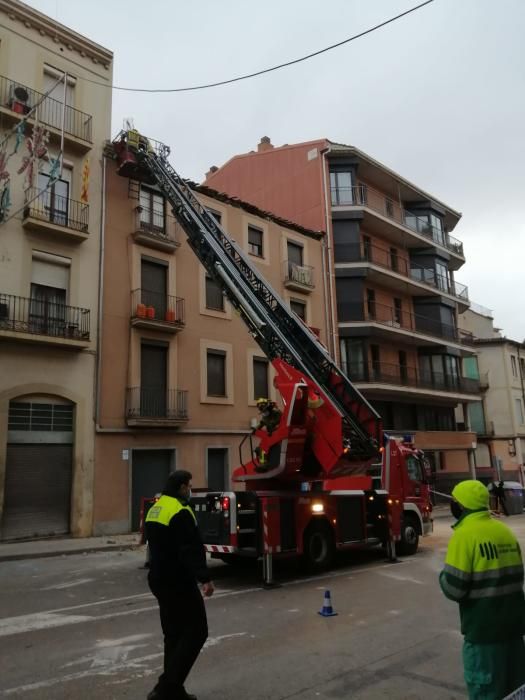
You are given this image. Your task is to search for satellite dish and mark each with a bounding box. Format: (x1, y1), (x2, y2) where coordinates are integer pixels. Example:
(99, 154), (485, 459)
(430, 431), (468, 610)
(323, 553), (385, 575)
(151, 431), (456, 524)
(14, 86), (29, 103)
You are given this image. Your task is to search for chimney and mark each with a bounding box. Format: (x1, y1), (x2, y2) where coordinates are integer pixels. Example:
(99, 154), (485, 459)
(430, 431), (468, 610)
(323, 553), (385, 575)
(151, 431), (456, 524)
(257, 136), (274, 153)
(205, 165), (218, 179)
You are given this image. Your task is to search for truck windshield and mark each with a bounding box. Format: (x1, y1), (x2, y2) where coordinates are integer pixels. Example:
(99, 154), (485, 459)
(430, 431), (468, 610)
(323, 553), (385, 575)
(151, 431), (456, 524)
(406, 456), (426, 483)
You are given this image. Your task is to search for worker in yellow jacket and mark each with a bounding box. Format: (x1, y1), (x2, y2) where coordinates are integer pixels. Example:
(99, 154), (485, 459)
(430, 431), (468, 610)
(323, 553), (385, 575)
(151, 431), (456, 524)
(440, 480), (525, 699)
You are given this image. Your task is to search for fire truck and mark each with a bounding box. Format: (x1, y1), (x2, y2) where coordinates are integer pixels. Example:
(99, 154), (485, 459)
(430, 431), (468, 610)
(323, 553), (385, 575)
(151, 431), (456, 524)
(113, 130), (433, 584)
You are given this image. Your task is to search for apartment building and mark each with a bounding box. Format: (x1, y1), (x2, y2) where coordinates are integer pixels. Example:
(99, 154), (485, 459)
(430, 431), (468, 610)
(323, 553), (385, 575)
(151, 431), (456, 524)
(205, 137), (482, 490)
(460, 306), (525, 483)
(93, 141), (327, 535)
(0, 1), (112, 539)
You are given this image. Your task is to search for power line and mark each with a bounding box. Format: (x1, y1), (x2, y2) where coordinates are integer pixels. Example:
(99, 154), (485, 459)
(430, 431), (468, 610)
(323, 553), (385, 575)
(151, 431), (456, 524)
(80, 0), (434, 94)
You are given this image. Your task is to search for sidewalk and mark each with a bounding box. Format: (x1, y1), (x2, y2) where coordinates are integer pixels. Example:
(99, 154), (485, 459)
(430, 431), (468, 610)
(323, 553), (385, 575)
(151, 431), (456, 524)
(0, 533), (143, 563)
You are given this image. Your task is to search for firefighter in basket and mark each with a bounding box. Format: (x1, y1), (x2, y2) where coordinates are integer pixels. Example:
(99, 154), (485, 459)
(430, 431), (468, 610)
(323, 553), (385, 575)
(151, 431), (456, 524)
(253, 398), (282, 472)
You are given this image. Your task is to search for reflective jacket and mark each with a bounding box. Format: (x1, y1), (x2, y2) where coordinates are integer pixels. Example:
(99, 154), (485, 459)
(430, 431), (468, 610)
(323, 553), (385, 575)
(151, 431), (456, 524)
(440, 482), (525, 643)
(145, 494), (210, 590)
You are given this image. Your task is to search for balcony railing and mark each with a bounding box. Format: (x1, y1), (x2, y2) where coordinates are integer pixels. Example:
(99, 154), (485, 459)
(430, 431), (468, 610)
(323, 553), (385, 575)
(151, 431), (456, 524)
(342, 360), (481, 394)
(126, 387), (188, 421)
(24, 188), (89, 233)
(339, 299), (471, 345)
(340, 241), (468, 302)
(330, 182), (464, 257)
(0, 293), (90, 340)
(283, 260), (315, 288)
(0, 75), (92, 142)
(134, 206), (180, 248)
(131, 289), (185, 327)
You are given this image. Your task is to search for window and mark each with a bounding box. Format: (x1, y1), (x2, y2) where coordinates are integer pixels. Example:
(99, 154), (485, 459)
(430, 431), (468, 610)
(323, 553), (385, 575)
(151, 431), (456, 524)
(511, 355), (518, 378)
(362, 235), (371, 261)
(248, 225), (263, 257)
(207, 350), (226, 397)
(287, 241), (303, 266)
(390, 247), (398, 272)
(205, 275), (224, 311)
(366, 289), (376, 320)
(207, 448), (228, 491)
(340, 339), (366, 379)
(38, 170), (70, 226)
(207, 209), (222, 224)
(406, 456), (423, 482)
(399, 351), (408, 383)
(516, 399), (524, 425)
(140, 342), (168, 417)
(42, 66), (75, 133)
(385, 198), (394, 218)
(370, 344), (380, 380)
(253, 356), (269, 401)
(141, 258), (167, 318)
(330, 171), (353, 206)
(290, 299), (306, 321)
(30, 254), (70, 334)
(430, 214), (445, 245)
(521, 358), (525, 379)
(436, 261), (450, 293)
(394, 298), (402, 325)
(140, 188), (165, 232)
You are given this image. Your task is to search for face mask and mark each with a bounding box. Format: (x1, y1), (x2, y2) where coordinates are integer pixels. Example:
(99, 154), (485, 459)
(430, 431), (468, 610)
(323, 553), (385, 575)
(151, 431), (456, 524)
(450, 500), (463, 520)
(187, 489), (192, 501)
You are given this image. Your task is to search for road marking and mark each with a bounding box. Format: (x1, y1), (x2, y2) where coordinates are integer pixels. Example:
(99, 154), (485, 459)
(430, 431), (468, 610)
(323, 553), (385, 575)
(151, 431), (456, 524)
(378, 570), (424, 585)
(2, 633), (247, 695)
(0, 559), (415, 638)
(43, 577), (95, 590)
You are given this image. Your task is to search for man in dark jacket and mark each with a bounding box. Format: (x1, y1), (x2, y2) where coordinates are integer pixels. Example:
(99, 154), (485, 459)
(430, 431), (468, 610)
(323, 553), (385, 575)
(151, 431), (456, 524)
(145, 470), (214, 700)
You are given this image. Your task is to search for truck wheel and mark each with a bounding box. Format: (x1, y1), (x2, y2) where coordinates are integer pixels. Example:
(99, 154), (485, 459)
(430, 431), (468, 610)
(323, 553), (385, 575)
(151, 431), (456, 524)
(303, 523), (335, 571)
(398, 514), (419, 556)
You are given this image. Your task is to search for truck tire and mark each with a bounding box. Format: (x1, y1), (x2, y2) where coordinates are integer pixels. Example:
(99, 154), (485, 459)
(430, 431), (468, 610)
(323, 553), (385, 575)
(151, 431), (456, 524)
(398, 514), (419, 556)
(303, 522), (335, 571)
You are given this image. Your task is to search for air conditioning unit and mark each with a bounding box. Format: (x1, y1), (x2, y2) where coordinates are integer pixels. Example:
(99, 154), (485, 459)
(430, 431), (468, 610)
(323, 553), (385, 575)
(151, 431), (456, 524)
(8, 84), (31, 115)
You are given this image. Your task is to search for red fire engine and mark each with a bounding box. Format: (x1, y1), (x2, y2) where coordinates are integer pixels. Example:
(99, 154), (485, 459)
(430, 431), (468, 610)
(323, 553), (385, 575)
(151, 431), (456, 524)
(114, 131), (433, 584)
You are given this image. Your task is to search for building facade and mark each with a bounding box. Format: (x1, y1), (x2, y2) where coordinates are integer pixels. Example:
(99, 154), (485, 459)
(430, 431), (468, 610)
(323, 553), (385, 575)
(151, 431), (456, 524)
(0, 1), (112, 539)
(205, 137), (482, 490)
(460, 306), (525, 483)
(93, 146), (327, 535)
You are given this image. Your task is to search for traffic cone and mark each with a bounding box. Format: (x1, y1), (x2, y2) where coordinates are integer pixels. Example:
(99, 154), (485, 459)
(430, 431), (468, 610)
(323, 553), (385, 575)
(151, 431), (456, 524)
(318, 589), (338, 617)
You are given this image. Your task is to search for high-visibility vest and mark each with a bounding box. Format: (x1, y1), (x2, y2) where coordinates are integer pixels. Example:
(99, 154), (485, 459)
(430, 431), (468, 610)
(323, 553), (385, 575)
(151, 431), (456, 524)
(145, 494), (196, 527)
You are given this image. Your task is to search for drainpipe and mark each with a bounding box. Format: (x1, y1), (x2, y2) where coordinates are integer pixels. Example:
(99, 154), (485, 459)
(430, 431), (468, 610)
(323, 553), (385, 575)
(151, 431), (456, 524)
(94, 154), (107, 428)
(516, 343), (525, 481)
(320, 146), (338, 360)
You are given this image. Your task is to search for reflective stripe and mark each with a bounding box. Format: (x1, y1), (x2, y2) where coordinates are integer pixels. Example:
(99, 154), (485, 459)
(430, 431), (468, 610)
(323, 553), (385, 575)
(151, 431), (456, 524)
(441, 575), (468, 600)
(471, 565), (524, 581)
(145, 495), (196, 526)
(469, 582), (525, 599)
(444, 563), (472, 581)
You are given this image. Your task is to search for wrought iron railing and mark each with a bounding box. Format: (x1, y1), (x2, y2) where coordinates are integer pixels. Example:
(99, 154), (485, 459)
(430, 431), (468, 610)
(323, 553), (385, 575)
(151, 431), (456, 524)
(342, 360), (481, 394)
(330, 181), (464, 257)
(134, 205), (180, 246)
(131, 289), (185, 326)
(283, 260), (315, 288)
(24, 187), (89, 233)
(126, 387), (188, 420)
(0, 74), (92, 142)
(338, 241), (468, 302)
(0, 293), (90, 340)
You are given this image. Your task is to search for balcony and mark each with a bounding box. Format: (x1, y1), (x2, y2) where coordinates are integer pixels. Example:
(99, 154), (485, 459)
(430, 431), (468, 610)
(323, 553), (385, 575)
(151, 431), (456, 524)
(130, 289), (185, 332)
(132, 205), (181, 253)
(283, 260), (315, 292)
(343, 361), (481, 398)
(330, 183), (465, 267)
(338, 300), (474, 350)
(0, 293), (90, 349)
(126, 387), (188, 427)
(22, 188), (89, 241)
(0, 75), (92, 150)
(336, 241), (469, 310)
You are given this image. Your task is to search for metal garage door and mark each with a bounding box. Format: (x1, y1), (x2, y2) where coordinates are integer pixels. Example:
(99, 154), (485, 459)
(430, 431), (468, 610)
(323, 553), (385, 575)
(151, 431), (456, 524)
(131, 449), (173, 531)
(1, 443), (73, 540)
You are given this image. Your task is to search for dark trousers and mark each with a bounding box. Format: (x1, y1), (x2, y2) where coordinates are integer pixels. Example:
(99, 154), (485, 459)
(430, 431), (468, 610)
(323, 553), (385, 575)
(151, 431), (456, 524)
(150, 582), (208, 696)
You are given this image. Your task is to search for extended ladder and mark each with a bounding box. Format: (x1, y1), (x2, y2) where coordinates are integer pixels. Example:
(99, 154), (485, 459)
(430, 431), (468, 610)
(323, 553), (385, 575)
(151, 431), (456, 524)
(114, 132), (382, 462)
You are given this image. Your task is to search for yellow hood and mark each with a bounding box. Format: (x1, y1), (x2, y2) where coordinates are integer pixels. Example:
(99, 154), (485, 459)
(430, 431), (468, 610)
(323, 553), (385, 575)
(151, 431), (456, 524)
(451, 480), (489, 511)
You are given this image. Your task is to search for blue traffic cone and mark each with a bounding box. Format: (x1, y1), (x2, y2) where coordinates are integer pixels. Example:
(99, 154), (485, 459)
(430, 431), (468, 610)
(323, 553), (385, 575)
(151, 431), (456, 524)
(318, 589), (338, 617)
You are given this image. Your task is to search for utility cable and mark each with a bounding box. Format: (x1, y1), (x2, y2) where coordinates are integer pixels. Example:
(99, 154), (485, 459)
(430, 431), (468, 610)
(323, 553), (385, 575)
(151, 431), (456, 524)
(79, 0), (435, 93)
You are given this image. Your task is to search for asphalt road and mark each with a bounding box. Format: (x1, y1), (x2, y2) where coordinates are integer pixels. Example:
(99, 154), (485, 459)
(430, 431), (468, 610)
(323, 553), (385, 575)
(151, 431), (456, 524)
(1, 515), (524, 700)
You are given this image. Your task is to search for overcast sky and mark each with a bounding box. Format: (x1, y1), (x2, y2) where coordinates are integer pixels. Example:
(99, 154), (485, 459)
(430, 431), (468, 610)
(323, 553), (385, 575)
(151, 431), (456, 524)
(26, 0), (525, 340)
